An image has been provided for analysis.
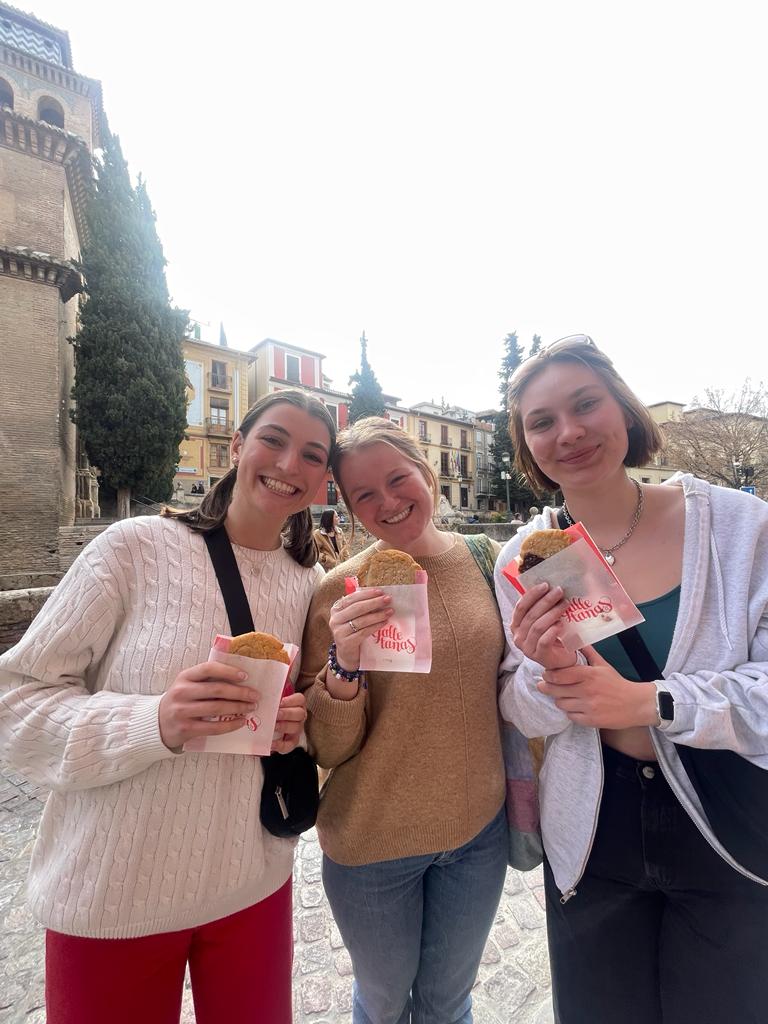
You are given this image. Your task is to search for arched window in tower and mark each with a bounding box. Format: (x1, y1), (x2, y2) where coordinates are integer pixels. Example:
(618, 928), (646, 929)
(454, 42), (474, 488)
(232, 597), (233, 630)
(0, 77), (13, 111)
(38, 96), (65, 129)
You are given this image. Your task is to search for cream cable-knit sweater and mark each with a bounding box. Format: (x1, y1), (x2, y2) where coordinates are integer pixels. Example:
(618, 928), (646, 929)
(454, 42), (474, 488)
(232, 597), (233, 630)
(0, 515), (322, 938)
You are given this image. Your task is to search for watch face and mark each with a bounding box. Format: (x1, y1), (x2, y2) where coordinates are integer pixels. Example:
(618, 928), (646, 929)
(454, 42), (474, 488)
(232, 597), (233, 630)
(658, 690), (675, 721)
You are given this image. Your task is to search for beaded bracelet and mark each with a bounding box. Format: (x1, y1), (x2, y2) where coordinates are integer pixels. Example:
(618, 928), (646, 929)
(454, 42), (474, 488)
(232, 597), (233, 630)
(328, 642), (364, 684)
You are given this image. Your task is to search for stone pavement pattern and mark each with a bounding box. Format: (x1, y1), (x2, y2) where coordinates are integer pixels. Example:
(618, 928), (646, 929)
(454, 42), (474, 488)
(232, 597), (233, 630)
(0, 764), (553, 1024)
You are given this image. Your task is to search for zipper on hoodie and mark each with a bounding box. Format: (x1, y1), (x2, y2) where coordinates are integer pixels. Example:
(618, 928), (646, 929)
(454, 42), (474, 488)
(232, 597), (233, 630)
(560, 729), (605, 904)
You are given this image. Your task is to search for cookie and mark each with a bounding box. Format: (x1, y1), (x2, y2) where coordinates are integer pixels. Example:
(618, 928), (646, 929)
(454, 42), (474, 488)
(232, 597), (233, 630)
(360, 549), (423, 586)
(229, 631), (290, 664)
(518, 529), (572, 571)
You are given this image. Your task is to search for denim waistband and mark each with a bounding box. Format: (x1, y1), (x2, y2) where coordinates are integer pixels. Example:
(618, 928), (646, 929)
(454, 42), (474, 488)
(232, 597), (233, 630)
(601, 742), (669, 787)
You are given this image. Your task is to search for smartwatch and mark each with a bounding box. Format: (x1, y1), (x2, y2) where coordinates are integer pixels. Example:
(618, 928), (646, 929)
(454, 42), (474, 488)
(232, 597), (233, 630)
(654, 685), (675, 725)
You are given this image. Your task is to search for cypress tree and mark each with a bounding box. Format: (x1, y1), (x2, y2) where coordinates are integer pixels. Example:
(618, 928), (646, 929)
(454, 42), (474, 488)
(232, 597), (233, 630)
(490, 332), (539, 512)
(71, 133), (188, 518)
(348, 331), (386, 422)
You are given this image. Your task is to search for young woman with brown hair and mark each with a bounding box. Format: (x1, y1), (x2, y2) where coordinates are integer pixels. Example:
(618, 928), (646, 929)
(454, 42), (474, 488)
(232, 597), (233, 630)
(0, 390), (336, 1024)
(495, 336), (768, 1024)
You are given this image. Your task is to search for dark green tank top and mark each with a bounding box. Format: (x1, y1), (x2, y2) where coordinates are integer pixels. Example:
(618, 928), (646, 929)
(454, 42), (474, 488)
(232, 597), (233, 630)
(593, 585), (681, 680)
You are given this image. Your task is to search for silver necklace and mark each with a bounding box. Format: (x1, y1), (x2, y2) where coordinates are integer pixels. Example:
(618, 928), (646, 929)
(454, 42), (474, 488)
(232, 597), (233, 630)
(561, 478), (644, 566)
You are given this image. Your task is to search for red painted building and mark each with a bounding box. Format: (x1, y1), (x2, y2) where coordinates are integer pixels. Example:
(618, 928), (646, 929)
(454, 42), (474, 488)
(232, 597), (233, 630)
(247, 339), (351, 510)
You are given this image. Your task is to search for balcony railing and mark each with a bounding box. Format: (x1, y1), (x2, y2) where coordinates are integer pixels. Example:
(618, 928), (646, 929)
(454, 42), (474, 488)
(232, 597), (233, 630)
(439, 436), (454, 447)
(418, 433), (432, 443)
(208, 372), (232, 391)
(205, 417), (234, 435)
(460, 442), (471, 450)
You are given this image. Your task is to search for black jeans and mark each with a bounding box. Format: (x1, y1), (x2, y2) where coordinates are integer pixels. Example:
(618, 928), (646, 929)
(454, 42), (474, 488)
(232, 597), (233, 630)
(544, 744), (768, 1024)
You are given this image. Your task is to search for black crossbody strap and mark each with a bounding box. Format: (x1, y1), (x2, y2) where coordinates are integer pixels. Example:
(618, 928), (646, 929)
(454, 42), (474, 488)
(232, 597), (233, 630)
(203, 527), (255, 636)
(555, 506), (661, 679)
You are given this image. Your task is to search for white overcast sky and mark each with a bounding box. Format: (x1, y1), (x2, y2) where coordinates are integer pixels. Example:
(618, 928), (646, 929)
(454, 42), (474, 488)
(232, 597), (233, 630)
(28, 0), (767, 411)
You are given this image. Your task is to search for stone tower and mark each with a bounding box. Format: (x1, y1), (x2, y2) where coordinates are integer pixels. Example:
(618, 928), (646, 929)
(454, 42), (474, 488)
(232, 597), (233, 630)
(0, 4), (104, 588)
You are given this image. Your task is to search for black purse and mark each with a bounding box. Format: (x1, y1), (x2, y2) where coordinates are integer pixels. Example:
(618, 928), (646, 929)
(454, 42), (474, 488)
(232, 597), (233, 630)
(203, 527), (319, 838)
(555, 508), (768, 879)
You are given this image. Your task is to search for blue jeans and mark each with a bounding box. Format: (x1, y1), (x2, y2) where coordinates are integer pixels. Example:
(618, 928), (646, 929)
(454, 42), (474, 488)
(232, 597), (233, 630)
(322, 806), (508, 1024)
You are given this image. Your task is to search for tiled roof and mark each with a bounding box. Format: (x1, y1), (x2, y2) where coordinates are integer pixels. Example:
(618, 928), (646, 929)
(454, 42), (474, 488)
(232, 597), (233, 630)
(0, 2), (71, 67)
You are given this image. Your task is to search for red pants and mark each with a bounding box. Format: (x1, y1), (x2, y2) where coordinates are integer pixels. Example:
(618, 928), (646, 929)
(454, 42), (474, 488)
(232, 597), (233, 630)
(45, 879), (293, 1024)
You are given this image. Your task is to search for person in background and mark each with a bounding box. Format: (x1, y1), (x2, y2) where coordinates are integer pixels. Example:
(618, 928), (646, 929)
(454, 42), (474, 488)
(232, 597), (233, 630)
(313, 508), (350, 571)
(0, 390), (336, 1024)
(495, 335), (768, 1024)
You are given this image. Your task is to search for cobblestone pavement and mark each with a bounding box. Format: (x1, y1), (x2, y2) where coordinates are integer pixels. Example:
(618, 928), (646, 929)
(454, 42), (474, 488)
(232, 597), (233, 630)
(0, 763), (553, 1024)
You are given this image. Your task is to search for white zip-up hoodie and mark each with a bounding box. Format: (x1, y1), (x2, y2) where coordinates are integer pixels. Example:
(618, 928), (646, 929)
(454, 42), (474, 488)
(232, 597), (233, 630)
(495, 475), (768, 899)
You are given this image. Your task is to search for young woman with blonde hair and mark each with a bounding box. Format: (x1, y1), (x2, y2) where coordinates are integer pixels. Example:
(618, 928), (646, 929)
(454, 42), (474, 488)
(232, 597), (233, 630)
(298, 416), (508, 1024)
(495, 336), (768, 1024)
(0, 389), (336, 1024)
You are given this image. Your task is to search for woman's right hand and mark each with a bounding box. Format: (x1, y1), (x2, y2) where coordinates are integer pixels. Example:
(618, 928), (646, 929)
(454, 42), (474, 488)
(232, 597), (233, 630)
(510, 582), (578, 671)
(158, 661), (259, 750)
(329, 589), (394, 671)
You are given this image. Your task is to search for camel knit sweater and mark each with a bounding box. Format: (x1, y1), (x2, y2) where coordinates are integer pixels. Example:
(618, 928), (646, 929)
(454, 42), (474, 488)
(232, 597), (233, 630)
(0, 515), (322, 938)
(297, 537), (506, 866)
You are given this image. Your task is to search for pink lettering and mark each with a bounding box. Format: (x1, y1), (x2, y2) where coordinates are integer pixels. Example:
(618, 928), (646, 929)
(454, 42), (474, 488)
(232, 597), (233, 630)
(562, 596), (614, 624)
(372, 626), (417, 654)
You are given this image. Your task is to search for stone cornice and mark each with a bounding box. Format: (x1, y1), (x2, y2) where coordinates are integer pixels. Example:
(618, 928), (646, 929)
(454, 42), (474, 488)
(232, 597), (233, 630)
(0, 41), (103, 145)
(0, 106), (92, 246)
(0, 245), (83, 301)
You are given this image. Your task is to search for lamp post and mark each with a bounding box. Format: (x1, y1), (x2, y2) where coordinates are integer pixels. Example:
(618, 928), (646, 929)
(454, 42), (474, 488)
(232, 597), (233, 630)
(501, 453), (512, 519)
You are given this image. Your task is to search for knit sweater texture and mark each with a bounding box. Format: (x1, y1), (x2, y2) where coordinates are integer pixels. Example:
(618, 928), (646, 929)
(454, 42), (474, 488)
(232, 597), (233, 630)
(297, 536), (506, 866)
(0, 515), (322, 938)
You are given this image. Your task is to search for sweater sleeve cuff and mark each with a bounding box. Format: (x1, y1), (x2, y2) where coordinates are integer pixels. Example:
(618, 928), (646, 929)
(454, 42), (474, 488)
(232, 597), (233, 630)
(127, 696), (182, 762)
(305, 667), (367, 726)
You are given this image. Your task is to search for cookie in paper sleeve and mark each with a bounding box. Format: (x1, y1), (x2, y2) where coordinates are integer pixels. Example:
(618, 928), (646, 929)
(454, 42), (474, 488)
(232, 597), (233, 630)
(229, 631), (290, 664)
(360, 549), (423, 587)
(518, 530), (573, 573)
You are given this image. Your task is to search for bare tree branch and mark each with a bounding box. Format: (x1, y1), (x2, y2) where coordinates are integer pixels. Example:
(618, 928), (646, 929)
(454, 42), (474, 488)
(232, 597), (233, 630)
(661, 380), (768, 495)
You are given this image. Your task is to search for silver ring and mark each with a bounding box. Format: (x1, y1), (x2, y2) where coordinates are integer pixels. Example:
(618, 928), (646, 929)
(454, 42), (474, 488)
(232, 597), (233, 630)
(348, 618), (359, 634)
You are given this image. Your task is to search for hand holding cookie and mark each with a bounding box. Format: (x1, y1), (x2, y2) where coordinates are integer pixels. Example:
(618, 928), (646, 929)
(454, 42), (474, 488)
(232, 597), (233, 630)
(329, 588), (393, 671)
(159, 661), (260, 751)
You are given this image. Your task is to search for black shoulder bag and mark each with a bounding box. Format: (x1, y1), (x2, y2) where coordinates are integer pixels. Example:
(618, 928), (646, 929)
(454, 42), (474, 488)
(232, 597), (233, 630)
(203, 527), (319, 838)
(556, 508), (768, 879)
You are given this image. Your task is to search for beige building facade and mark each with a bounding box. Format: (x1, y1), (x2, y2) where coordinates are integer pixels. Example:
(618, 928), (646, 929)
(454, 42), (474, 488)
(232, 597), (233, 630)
(0, 5), (103, 587)
(174, 337), (251, 494)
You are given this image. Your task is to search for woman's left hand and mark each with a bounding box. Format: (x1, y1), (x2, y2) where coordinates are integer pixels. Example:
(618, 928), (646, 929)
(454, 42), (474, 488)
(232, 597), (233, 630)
(272, 692), (308, 754)
(538, 646), (659, 729)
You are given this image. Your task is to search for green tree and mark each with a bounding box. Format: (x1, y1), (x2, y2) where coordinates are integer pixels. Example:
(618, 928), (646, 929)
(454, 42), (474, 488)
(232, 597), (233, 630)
(490, 332), (540, 512)
(348, 331), (386, 422)
(71, 132), (188, 518)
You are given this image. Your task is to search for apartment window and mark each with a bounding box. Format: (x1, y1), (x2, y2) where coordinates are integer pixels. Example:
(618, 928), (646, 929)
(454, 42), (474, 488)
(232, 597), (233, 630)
(440, 452), (450, 475)
(286, 353), (301, 383)
(418, 420), (428, 439)
(327, 481), (337, 505)
(642, 476), (651, 483)
(460, 429), (468, 449)
(325, 403), (338, 427)
(460, 487), (468, 508)
(211, 359), (228, 388)
(441, 485), (451, 502)
(460, 455), (468, 477)
(441, 425), (449, 445)
(210, 399), (229, 426)
(210, 443), (229, 468)
(475, 430), (483, 446)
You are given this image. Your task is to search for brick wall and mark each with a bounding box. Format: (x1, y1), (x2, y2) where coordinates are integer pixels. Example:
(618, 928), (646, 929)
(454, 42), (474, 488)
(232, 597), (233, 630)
(0, 276), (74, 580)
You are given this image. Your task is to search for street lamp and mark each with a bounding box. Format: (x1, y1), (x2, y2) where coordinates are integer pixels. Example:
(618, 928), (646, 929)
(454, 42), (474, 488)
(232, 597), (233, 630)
(501, 453), (512, 519)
